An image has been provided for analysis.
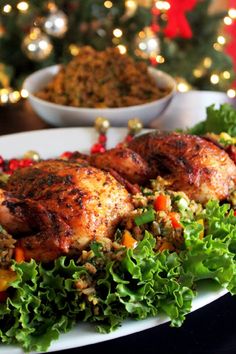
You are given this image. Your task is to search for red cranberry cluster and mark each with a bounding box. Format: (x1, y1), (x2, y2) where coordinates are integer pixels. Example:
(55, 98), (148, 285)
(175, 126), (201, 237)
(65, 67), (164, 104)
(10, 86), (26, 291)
(0, 155), (34, 175)
(90, 134), (107, 154)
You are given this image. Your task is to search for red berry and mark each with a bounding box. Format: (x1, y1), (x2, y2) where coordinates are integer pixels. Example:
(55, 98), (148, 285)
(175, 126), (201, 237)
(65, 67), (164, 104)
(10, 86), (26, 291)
(9, 159), (20, 171)
(60, 151), (73, 159)
(19, 159), (33, 168)
(98, 134), (107, 144)
(91, 143), (106, 154)
(125, 135), (133, 143)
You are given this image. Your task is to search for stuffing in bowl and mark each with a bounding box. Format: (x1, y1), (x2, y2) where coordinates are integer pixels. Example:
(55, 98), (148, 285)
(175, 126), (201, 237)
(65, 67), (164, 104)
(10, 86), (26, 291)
(23, 47), (176, 127)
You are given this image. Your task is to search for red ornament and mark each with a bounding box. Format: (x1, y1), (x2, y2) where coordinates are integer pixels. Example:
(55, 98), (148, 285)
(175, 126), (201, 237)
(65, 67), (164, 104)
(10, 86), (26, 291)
(164, 0), (197, 39)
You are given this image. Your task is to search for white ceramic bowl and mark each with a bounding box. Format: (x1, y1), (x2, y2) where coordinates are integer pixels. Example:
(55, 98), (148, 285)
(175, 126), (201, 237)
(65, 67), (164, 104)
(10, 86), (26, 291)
(23, 65), (176, 127)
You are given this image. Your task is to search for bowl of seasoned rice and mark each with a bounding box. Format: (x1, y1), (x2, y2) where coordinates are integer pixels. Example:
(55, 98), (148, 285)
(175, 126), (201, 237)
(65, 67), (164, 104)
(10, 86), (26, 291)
(23, 47), (176, 127)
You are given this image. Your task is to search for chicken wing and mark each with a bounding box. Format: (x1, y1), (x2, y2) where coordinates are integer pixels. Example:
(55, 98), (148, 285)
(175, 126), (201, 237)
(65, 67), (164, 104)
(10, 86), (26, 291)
(89, 147), (151, 185)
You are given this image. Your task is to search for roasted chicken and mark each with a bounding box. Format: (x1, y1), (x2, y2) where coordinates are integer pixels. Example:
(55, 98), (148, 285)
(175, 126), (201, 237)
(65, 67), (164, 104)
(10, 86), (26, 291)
(0, 130), (236, 263)
(0, 160), (133, 261)
(128, 131), (236, 203)
(71, 131), (236, 203)
(71, 132), (236, 203)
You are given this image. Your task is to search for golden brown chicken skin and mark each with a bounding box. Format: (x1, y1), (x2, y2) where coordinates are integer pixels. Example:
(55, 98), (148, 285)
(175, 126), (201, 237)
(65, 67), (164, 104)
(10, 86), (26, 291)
(128, 131), (236, 203)
(0, 160), (133, 261)
(89, 147), (151, 185)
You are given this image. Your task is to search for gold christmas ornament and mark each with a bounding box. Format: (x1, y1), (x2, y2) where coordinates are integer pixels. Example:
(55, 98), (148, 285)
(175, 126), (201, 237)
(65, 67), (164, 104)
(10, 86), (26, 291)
(94, 117), (110, 134)
(23, 150), (41, 161)
(135, 26), (160, 59)
(43, 5), (68, 38)
(128, 118), (143, 135)
(22, 27), (53, 61)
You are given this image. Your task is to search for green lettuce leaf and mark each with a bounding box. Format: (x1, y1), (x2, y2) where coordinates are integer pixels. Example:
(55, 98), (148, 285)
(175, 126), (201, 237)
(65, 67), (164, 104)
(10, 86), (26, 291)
(188, 104), (236, 136)
(180, 201), (236, 292)
(1, 200), (236, 352)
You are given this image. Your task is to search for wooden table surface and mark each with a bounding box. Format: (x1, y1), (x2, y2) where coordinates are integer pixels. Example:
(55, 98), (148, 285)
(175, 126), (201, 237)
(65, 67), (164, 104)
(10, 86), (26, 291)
(0, 101), (49, 135)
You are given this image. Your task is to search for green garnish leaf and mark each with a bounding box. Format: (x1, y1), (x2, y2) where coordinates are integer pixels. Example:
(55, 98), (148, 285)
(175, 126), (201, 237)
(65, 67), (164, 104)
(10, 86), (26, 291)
(188, 104), (236, 136)
(1, 193), (236, 352)
(134, 209), (155, 226)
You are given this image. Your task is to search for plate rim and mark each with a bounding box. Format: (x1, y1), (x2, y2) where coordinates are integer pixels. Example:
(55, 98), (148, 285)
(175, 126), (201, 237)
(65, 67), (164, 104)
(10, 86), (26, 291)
(0, 127), (230, 353)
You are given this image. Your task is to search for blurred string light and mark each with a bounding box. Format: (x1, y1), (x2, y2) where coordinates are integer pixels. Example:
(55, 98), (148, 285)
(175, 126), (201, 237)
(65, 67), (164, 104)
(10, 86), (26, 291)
(17, 1), (29, 12)
(222, 71), (231, 79)
(176, 78), (192, 93)
(104, 1), (113, 9)
(2, 4), (12, 13)
(113, 28), (123, 38)
(184, 4), (236, 94)
(9, 90), (21, 103)
(0, 89), (9, 104)
(228, 8), (236, 19)
(210, 73), (220, 85)
(203, 57), (212, 68)
(2, 2), (29, 13)
(227, 89), (236, 98)
(222, 7), (236, 97)
(124, 0), (138, 18)
(69, 44), (80, 56)
(21, 89), (28, 98)
(117, 44), (127, 54)
(224, 16), (233, 25)
(156, 54), (165, 63)
(155, 1), (170, 11)
(0, 88), (28, 106)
